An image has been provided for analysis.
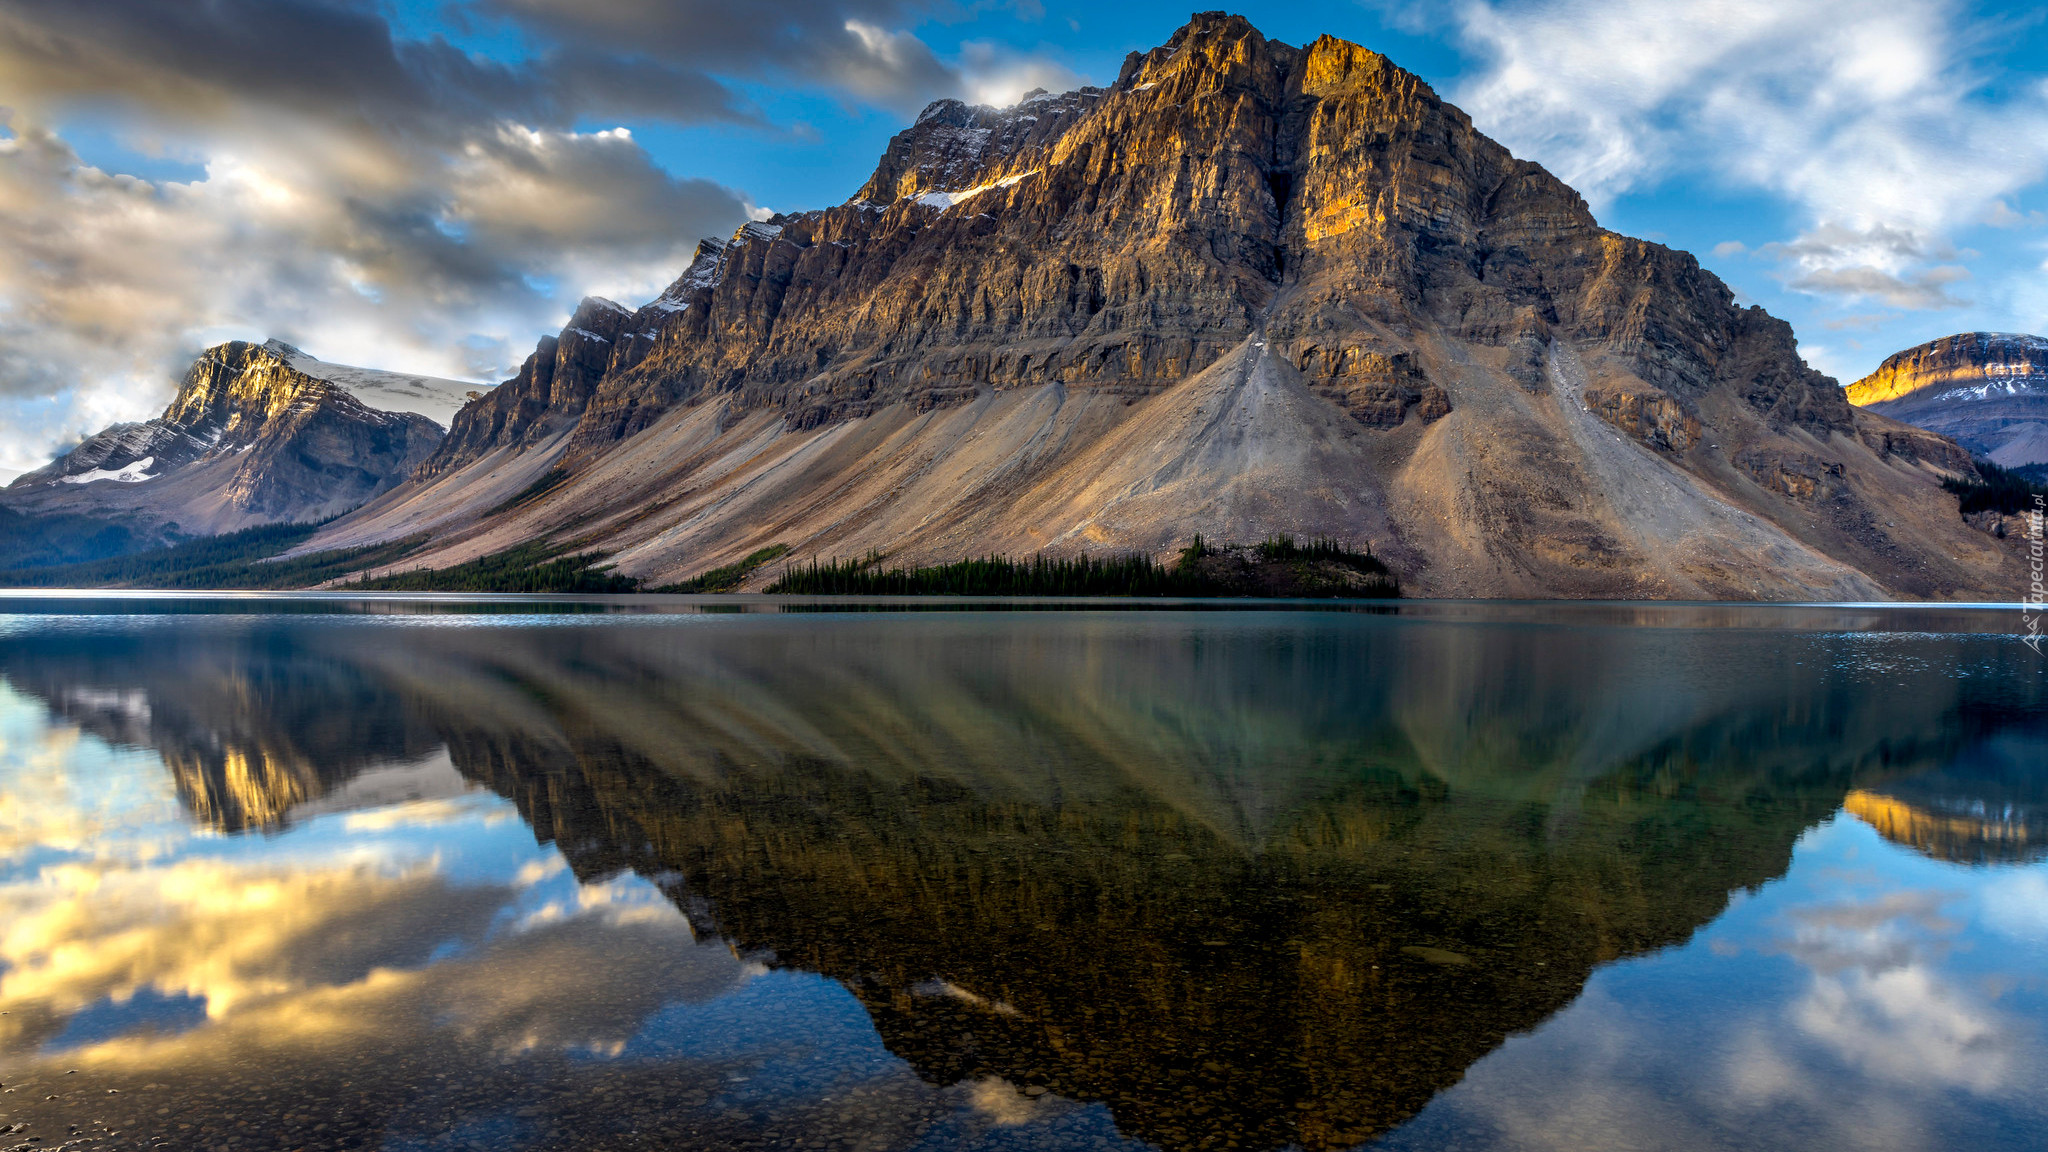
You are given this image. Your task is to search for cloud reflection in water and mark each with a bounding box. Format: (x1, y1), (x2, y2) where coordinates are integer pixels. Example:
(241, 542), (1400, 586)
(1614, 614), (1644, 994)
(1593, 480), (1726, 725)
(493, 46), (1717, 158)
(0, 606), (2040, 1152)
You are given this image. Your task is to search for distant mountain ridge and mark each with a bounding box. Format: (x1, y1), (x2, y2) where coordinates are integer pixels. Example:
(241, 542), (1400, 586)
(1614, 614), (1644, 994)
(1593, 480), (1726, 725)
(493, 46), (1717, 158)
(3, 340), (448, 547)
(258, 339), (480, 428)
(1847, 332), (2048, 469)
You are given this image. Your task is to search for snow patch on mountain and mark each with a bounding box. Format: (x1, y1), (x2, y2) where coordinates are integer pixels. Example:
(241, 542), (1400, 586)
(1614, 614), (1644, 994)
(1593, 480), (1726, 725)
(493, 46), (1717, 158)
(59, 456), (157, 485)
(914, 170), (1038, 211)
(261, 340), (483, 427)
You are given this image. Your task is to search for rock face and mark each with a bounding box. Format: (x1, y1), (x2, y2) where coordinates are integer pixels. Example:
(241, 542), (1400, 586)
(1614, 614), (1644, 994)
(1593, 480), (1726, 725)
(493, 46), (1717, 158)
(1847, 332), (2048, 469)
(316, 13), (2014, 600)
(260, 340), (479, 428)
(4, 340), (445, 540)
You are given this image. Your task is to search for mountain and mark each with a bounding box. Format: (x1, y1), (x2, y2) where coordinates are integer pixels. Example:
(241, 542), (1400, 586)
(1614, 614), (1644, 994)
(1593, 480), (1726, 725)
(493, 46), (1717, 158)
(301, 16), (2013, 597)
(1847, 332), (2048, 470)
(2, 339), (450, 549)
(258, 339), (481, 428)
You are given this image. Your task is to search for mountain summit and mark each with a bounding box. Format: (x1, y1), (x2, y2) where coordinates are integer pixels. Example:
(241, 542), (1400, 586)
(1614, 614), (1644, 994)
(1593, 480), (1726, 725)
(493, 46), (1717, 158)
(1848, 332), (2048, 470)
(300, 14), (2010, 598)
(4, 340), (448, 545)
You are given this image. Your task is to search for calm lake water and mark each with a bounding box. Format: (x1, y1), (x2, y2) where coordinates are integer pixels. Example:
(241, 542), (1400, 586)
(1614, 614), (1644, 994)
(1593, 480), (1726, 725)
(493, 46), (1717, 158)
(0, 597), (2042, 1152)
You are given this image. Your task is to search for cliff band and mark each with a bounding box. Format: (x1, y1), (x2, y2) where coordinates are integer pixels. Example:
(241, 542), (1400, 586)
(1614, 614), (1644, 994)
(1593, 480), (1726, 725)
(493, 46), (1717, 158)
(1847, 332), (2048, 471)
(303, 13), (2011, 599)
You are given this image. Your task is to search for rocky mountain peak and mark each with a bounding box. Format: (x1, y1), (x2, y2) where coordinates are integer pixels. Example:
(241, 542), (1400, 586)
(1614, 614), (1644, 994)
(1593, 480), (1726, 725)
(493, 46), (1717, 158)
(4, 339), (444, 535)
(1848, 331), (2048, 468)
(316, 12), (2011, 603)
(1848, 332), (2048, 406)
(161, 341), (336, 448)
(854, 86), (1105, 206)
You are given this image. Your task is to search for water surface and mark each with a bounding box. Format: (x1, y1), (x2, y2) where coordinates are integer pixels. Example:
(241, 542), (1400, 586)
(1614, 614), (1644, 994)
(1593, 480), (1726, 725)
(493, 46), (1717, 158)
(0, 599), (2041, 1151)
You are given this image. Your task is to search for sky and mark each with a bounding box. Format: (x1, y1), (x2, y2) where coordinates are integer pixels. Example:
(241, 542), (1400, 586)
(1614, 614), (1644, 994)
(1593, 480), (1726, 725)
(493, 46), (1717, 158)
(1, 0), (2045, 479)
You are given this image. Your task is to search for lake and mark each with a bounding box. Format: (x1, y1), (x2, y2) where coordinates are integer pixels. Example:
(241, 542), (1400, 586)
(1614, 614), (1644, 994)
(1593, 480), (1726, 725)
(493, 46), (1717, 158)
(0, 597), (2042, 1151)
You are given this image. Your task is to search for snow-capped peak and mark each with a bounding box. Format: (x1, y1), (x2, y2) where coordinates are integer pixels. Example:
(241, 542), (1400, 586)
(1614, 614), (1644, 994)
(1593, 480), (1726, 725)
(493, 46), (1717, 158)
(260, 339), (482, 426)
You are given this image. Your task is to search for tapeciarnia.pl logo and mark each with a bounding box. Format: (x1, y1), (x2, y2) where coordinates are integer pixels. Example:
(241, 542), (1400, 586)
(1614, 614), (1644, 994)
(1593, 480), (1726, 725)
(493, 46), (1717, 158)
(2025, 493), (2045, 655)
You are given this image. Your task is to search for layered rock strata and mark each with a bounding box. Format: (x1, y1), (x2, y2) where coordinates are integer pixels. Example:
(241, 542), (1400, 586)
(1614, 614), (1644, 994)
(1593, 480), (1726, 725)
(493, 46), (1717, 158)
(5, 340), (445, 538)
(1848, 332), (2048, 469)
(311, 13), (2013, 600)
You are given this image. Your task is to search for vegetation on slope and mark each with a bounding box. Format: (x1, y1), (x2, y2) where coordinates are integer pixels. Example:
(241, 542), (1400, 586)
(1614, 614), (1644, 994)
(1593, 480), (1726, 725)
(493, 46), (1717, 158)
(765, 535), (1398, 598)
(652, 544), (791, 593)
(1943, 460), (2048, 516)
(3, 517), (1396, 598)
(1176, 534), (1399, 597)
(768, 552), (1204, 596)
(342, 541), (639, 593)
(0, 506), (155, 570)
(0, 520), (426, 589)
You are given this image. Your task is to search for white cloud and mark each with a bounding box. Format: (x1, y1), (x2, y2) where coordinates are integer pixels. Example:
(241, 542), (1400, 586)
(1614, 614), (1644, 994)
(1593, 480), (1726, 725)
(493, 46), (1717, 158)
(956, 41), (1088, 108)
(1444, 0), (2048, 312)
(1793, 964), (2013, 1094)
(0, 0), (1092, 481)
(0, 113), (749, 478)
(1979, 869), (2048, 943)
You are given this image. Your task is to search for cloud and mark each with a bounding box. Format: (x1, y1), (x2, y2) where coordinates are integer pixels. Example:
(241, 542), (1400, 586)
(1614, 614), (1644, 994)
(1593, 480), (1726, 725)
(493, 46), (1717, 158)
(0, 0), (770, 476)
(839, 20), (962, 111)
(0, 691), (746, 1064)
(480, 0), (965, 114)
(1979, 869), (2048, 943)
(1438, 0), (2048, 316)
(1755, 222), (1976, 308)
(1822, 313), (1900, 332)
(1983, 200), (2048, 228)
(956, 40), (1089, 108)
(0, 0), (1082, 479)
(480, 1), (1084, 116)
(0, 111), (750, 476)
(1787, 265), (1972, 310)
(0, 0), (762, 136)
(0, 853), (746, 1063)
(1793, 964), (2013, 1094)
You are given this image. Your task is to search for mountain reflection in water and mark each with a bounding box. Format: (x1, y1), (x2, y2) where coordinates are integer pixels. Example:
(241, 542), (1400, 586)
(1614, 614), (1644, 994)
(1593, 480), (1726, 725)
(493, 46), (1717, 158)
(0, 604), (2041, 1152)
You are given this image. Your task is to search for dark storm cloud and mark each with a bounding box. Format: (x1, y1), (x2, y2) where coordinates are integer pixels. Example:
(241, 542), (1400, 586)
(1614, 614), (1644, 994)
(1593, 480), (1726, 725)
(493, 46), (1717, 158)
(481, 0), (962, 113)
(0, 0), (762, 133)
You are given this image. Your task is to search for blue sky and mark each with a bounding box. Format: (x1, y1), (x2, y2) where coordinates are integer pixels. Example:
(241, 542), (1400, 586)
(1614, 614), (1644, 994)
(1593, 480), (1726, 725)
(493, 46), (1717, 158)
(2, 0), (2046, 477)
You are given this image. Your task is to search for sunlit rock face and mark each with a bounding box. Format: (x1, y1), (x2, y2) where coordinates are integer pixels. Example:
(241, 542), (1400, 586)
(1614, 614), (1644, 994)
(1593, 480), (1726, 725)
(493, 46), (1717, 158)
(310, 14), (2012, 601)
(2, 341), (444, 538)
(1848, 332), (2048, 470)
(2, 608), (2039, 1150)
